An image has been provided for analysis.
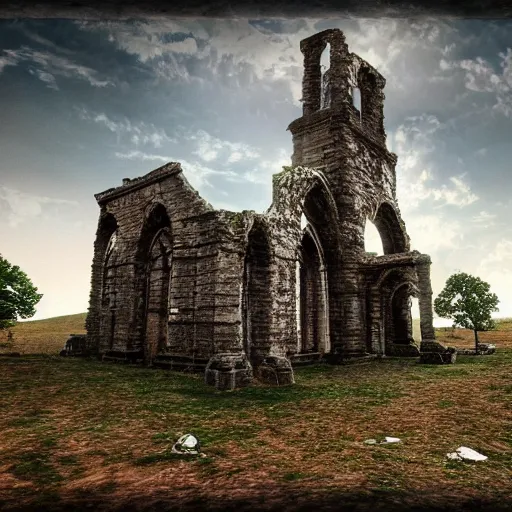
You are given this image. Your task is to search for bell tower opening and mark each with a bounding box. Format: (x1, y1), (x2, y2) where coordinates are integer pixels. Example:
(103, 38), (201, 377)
(320, 43), (331, 110)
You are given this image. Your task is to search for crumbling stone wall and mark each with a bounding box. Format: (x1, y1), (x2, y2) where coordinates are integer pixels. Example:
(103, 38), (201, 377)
(86, 28), (450, 390)
(87, 164), (251, 367)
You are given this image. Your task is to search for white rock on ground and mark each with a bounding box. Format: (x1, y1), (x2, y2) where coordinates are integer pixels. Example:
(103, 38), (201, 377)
(446, 446), (488, 461)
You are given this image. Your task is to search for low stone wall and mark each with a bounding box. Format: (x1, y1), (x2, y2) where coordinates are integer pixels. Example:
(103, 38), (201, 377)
(60, 334), (88, 357)
(456, 343), (496, 356)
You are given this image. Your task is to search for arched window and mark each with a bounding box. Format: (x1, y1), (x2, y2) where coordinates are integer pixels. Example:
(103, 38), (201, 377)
(352, 87), (362, 122)
(135, 204), (173, 363)
(97, 215), (118, 351)
(320, 43), (331, 110)
(364, 218), (384, 256)
(373, 203), (408, 254)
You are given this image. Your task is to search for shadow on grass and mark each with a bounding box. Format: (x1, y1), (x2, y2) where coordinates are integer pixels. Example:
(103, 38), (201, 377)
(1, 487), (511, 512)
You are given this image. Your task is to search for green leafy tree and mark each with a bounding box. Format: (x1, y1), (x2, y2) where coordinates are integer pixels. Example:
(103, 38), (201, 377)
(0, 254), (43, 330)
(434, 272), (499, 354)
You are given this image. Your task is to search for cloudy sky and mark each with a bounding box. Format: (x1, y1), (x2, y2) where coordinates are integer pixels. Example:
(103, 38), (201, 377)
(1, 17), (511, 324)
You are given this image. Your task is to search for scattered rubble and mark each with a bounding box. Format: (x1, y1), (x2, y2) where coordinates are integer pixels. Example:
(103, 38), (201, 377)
(456, 344), (496, 356)
(364, 436), (401, 445)
(171, 434), (201, 455)
(447, 447), (488, 462)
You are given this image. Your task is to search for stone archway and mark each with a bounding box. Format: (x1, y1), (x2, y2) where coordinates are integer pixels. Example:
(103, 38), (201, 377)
(297, 227), (329, 355)
(383, 280), (420, 356)
(144, 228), (173, 362)
(135, 203), (173, 364)
(373, 202), (409, 254)
(89, 211), (118, 354)
(388, 283), (416, 345)
(243, 222), (272, 366)
(295, 179), (341, 356)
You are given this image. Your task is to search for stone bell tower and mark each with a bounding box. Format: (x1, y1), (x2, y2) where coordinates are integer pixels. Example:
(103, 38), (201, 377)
(287, 28), (409, 358)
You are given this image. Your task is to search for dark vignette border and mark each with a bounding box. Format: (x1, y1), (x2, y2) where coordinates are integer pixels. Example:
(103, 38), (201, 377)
(1, 0), (512, 20)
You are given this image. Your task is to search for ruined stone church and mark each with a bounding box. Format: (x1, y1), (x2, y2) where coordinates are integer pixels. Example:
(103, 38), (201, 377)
(86, 29), (451, 390)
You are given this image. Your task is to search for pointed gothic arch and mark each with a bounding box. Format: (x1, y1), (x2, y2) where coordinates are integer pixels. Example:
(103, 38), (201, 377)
(373, 202), (408, 254)
(90, 211), (119, 353)
(135, 203), (173, 363)
(295, 176), (342, 355)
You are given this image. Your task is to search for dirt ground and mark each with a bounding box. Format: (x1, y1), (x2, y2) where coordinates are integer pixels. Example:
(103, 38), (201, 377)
(0, 321), (511, 511)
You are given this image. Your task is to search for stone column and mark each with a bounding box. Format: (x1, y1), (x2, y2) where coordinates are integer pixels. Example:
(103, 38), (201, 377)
(416, 259), (436, 342)
(320, 264), (331, 354)
(416, 256), (456, 364)
(301, 48), (323, 116)
(205, 247), (253, 391)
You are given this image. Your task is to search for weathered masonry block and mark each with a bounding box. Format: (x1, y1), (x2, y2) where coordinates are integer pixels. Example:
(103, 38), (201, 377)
(85, 28), (451, 390)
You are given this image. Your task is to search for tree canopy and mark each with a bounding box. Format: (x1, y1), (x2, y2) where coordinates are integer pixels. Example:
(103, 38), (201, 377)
(0, 254), (43, 330)
(434, 272), (499, 351)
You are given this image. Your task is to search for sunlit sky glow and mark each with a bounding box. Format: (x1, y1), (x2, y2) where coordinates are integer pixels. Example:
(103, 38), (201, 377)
(1, 18), (511, 326)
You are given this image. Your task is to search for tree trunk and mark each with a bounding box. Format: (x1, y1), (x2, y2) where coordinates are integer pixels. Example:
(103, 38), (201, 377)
(474, 329), (479, 355)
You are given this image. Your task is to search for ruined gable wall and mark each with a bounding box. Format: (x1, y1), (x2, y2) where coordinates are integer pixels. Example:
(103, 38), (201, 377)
(88, 165), (241, 359)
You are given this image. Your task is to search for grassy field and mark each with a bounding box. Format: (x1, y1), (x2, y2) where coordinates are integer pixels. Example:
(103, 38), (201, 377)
(0, 313), (507, 356)
(0, 316), (511, 511)
(0, 313), (86, 354)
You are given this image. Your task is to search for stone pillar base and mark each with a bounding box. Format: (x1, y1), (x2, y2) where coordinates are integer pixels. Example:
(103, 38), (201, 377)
(419, 340), (457, 364)
(256, 356), (295, 386)
(387, 343), (420, 357)
(324, 348), (371, 365)
(204, 353), (253, 391)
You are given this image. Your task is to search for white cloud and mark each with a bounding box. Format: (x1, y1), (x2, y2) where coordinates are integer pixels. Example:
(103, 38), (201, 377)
(438, 49), (512, 117)
(398, 169), (478, 211)
(113, 150), (236, 190)
(480, 238), (512, 268)
(77, 108), (177, 147)
(114, 151), (170, 162)
(191, 129), (260, 164)
(408, 214), (464, 253)
(478, 238), (512, 317)
(0, 52), (18, 73)
(28, 68), (58, 90)
(471, 210), (496, 226)
(432, 176), (479, 207)
(1, 47), (113, 88)
(177, 158), (237, 190)
(100, 22), (199, 62)
(76, 20), (203, 83)
(393, 114), (479, 212)
(76, 19), (318, 103)
(0, 186), (79, 228)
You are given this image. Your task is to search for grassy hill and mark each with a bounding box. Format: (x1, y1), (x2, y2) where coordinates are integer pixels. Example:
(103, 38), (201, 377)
(1, 313), (510, 355)
(0, 313), (87, 354)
